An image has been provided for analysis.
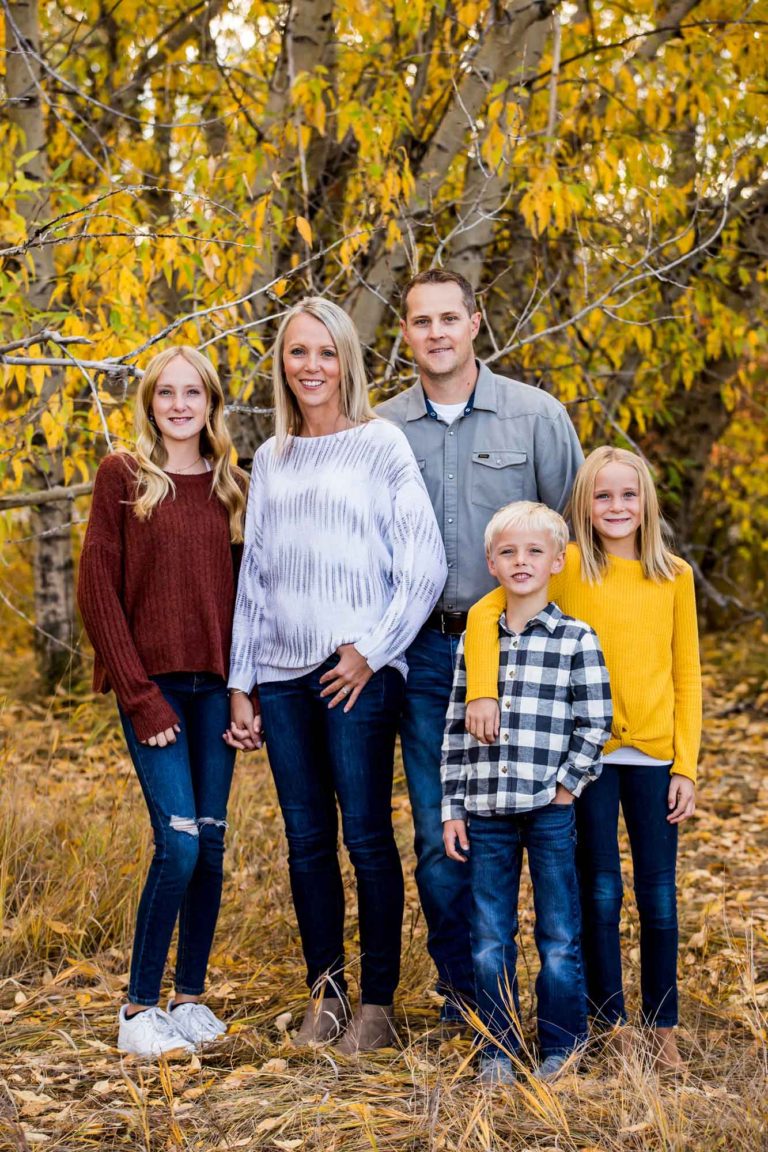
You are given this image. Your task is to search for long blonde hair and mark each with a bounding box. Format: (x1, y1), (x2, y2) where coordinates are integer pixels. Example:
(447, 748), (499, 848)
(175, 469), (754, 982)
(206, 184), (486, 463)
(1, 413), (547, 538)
(569, 446), (684, 583)
(272, 297), (375, 452)
(131, 346), (247, 543)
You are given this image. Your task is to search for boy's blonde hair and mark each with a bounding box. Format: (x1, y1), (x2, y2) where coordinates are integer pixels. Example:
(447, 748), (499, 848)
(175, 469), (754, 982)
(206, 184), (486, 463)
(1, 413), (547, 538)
(569, 446), (684, 583)
(484, 500), (569, 556)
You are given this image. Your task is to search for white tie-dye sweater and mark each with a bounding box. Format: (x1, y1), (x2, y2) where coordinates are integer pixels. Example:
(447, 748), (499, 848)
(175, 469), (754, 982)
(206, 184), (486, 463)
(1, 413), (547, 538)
(228, 419), (447, 689)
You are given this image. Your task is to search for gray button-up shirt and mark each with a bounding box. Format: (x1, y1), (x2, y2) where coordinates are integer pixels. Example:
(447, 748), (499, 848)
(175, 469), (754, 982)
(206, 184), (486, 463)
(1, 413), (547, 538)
(376, 361), (584, 612)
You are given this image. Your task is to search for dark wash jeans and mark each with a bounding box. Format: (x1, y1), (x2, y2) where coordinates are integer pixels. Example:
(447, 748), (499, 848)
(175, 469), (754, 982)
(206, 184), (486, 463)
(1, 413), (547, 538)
(398, 626), (475, 1004)
(258, 660), (405, 1005)
(470, 803), (587, 1062)
(119, 672), (235, 1006)
(576, 761), (679, 1027)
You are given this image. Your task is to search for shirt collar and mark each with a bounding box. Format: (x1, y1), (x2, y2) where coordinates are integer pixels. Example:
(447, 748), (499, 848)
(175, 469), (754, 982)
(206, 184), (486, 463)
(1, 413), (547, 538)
(406, 358), (494, 422)
(498, 601), (563, 637)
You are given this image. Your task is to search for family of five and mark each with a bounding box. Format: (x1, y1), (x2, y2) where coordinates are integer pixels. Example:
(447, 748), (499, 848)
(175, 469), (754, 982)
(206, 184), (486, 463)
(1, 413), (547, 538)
(78, 270), (701, 1078)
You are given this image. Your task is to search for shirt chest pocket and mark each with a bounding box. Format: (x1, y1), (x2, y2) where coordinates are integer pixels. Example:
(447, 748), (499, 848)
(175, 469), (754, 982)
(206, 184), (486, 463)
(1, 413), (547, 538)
(471, 450), (528, 510)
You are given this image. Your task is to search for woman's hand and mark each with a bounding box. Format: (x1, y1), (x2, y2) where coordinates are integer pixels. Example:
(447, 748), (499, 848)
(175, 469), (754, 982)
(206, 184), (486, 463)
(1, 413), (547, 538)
(667, 773), (696, 823)
(319, 644), (373, 712)
(142, 724), (180, 748)
(224, 689), (263, 750)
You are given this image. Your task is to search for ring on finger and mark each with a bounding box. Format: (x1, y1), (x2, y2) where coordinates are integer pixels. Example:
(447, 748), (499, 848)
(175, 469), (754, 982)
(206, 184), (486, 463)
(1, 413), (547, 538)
(340, 685), (350, 696)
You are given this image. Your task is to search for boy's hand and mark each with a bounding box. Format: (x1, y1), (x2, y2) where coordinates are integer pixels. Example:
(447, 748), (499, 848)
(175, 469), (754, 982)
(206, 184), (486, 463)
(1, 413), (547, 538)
(443, 818), (470, 863)
(667, 773), (695, 823)
(466, 698), (500, 744)
(553, 783), (575, 805)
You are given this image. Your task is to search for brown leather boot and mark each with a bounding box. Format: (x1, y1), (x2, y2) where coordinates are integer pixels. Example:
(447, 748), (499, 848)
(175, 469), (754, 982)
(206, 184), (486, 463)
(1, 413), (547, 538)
(294, 995), (350, 1046)
(334, 1004), (396, 1055)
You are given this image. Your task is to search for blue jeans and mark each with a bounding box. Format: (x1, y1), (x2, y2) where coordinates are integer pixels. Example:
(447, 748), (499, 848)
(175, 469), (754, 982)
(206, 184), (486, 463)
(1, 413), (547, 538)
(470, 804), (587, 1061)
(576, 761), (679, 1027)
(399, 627), (475, 1004)
(259, 660), (405, 1005)
(119, 673), (236, 1006)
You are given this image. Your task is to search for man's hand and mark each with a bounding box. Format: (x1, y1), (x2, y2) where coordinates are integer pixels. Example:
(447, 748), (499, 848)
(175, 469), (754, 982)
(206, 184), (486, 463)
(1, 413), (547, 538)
(465, 698), (500, 744)
(667, 773), (695, 823)
(443, 818), (470, 863)
(319, 644), (373, 712)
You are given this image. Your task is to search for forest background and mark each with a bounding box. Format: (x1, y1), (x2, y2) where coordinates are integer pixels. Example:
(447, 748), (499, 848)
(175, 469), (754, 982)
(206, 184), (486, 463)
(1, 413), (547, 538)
(0, 1), (767, 1149)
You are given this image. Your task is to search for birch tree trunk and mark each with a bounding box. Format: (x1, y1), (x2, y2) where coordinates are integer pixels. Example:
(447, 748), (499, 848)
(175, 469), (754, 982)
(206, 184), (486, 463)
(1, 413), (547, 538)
(6, 0), (78, 686)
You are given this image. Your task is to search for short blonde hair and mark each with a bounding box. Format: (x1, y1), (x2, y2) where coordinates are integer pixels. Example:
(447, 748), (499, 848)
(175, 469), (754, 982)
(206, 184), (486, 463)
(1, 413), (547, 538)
(271, 297), (374, 451)
(484, 501), (569, 556)
(569, 446), (684, 583)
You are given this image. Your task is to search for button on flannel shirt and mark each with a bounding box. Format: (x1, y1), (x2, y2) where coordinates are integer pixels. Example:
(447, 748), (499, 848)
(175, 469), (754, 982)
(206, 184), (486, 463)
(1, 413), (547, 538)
(441, 603), (612, 820)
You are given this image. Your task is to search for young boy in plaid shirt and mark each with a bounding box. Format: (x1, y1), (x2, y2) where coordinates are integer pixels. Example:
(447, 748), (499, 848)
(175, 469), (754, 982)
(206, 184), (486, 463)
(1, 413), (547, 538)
(441, 501), (612, 1085)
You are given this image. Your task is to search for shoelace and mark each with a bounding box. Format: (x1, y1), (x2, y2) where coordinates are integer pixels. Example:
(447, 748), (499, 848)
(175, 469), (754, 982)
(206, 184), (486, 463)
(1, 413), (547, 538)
(145, 1008), (186, 1037)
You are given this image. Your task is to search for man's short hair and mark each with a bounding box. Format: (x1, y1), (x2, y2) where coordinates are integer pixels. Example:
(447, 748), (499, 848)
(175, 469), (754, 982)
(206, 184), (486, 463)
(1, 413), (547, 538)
(400, 269), (477, 319)
(484, 501), (569, 556)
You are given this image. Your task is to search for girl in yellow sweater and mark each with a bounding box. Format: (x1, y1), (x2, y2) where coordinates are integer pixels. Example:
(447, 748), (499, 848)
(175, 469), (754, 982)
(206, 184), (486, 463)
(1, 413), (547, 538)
(463, 446), (701, 1068)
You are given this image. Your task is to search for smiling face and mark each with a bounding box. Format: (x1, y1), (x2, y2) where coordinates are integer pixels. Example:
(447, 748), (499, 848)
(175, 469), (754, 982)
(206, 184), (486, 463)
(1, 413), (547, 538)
(591, 461), (643, 556)
(487, 526), (565, 600)
(400, 281), (481, 384)
(281, 313), (343, 428)
(150, 355), (208, 450)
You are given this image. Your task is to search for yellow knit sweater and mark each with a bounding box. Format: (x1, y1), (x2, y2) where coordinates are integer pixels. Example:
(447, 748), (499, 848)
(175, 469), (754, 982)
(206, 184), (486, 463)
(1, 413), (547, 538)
(464, 543), (702, 782)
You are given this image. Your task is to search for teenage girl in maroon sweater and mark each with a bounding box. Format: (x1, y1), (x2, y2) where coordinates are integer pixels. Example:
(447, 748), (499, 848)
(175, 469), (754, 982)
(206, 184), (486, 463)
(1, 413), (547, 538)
(78, 346), (246, 1057)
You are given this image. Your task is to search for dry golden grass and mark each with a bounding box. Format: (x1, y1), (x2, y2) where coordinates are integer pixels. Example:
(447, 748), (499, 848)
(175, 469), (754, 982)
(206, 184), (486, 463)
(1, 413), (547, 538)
(0, 623), (766, 1151)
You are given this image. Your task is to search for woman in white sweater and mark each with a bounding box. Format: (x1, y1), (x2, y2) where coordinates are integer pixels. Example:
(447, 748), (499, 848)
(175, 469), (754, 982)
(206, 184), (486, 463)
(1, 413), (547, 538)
(227, 298), (447, 1053)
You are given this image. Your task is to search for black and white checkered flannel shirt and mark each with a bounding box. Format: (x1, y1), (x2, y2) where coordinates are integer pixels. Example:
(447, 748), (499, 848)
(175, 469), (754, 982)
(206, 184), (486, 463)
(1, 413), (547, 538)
(441, 603), (612, 820)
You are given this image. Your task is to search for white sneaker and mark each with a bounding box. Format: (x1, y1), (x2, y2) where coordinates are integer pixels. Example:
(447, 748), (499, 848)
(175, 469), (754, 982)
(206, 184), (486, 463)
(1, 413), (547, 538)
(117, 1005), (195, 1057)
(167, 1000), (227, 1046)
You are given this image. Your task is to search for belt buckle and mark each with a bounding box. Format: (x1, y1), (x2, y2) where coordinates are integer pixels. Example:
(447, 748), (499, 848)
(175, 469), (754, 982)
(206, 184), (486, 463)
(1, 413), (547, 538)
(440, 612), (447, 635)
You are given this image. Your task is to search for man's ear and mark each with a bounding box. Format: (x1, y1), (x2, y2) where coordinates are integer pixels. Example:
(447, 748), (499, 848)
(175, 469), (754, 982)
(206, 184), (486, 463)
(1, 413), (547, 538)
(550, 549), (566, 575)
(470, 310), (482, 339)
(399, 317), (409, 343)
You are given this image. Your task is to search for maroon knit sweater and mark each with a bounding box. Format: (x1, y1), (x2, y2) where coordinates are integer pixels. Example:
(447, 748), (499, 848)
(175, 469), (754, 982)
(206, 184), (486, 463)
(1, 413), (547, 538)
(78, 452), (240, 742)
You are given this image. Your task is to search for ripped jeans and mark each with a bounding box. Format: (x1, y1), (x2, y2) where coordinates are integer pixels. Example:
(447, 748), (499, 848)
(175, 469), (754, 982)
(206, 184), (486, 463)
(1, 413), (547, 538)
(119, 673), (235, 1006)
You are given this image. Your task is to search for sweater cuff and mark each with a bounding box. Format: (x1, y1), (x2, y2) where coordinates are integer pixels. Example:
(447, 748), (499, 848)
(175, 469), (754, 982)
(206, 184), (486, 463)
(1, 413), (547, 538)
(125, 692), (180, 743)
(671, 761), (697, 783)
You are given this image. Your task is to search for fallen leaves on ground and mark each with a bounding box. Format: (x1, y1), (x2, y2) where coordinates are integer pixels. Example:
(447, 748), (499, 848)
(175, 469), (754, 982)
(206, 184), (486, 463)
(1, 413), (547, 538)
(0, 632), (766, 1151)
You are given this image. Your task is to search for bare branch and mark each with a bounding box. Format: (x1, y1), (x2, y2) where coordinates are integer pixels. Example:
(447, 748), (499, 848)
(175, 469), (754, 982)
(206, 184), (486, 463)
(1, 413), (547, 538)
(0, 483), (94, 511)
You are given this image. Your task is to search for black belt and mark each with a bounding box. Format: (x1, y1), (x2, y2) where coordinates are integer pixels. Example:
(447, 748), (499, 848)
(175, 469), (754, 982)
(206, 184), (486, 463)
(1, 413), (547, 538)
(426, 610), (468, 635)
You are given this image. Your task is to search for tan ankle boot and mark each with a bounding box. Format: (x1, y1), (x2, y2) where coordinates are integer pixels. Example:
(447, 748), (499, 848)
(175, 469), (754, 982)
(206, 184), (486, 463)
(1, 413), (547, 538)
(653, 1026), (682, 1070)
(334, 1003), (396, 1055)
(294, 995), (350, 1045)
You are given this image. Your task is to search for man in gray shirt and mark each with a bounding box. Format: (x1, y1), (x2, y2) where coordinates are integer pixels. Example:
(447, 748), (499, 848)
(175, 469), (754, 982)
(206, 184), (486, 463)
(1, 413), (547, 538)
(376, 269), (583, 1022)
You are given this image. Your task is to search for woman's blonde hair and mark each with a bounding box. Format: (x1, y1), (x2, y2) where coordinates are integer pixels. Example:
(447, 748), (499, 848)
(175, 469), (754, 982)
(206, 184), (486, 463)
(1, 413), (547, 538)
(131, 346), (247, 542)
(569, 446), (683, 583)
(271, 297), (375, 451)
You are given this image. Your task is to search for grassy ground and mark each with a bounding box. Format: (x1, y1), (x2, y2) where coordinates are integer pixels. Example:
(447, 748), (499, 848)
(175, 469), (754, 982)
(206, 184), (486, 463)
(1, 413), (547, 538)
(0, 624), (766, 1151)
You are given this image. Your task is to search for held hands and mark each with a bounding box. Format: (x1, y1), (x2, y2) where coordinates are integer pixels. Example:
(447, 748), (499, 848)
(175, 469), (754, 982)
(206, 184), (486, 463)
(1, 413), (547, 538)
(443, 818), (470, 863)
(224, 689), (263, 751)
(142, 724), (181, 748)
(465, 698), (500, 744)
(319, 644), (373, 712)
(667, 773), (696, 823)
